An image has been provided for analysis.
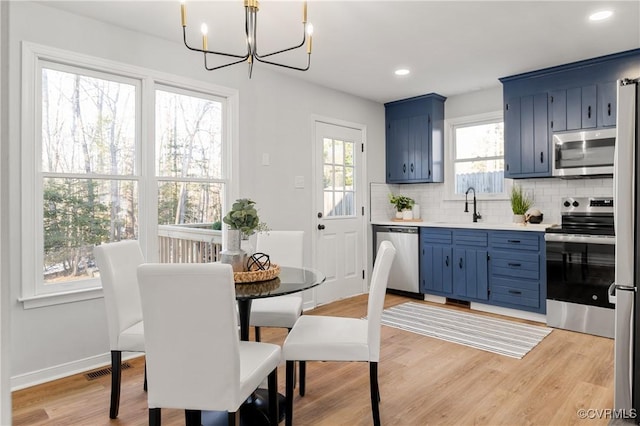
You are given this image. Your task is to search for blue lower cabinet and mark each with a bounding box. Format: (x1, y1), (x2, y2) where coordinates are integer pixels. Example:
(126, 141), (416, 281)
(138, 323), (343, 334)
(420, 228), (546, 314)
(453, 248), (489, 301)
(488, 231), (546, 314)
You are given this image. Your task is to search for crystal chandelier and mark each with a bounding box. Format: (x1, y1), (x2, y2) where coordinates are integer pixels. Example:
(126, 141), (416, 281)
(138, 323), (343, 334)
(180, 0), (313, 78)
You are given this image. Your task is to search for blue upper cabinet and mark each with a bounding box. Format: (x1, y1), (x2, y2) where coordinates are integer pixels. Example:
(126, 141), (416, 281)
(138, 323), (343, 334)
(385, 93), (446, 184)
(501, 48), (640, 179)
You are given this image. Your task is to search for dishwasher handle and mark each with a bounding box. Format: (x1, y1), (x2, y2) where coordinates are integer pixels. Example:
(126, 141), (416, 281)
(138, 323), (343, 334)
(375, 226), (419, 234)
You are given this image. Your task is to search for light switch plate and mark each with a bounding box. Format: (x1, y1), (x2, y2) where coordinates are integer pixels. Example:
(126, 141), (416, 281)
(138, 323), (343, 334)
(261, 153), (270, 166)
(294, 176), (304, 188)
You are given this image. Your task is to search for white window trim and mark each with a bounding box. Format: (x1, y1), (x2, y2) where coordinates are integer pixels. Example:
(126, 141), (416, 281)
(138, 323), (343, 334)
(20, 42), (239, 308)
(443, 110), (512, 202)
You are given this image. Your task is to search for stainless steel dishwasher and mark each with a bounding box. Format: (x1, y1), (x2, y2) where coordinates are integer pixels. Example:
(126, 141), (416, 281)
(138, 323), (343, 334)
(373, 225), (420, 294)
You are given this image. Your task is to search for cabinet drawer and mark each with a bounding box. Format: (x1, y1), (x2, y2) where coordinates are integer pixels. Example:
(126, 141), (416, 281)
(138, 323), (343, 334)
(454, 231), (488, 247)
(491, 253), (539, 280)
(490, 232), (539, 251)
(421, 228), (452, 245)
(491, 277), (540, 308)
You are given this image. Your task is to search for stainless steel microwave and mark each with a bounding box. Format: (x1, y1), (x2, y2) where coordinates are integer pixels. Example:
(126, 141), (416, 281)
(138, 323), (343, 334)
(552, 128), (616, 177)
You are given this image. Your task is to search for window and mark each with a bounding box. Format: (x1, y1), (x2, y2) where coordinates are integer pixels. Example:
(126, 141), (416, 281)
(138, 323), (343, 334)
(447, 112), (505, 198)
(22, 43), (236, 306)
(323, 137), (355, 217)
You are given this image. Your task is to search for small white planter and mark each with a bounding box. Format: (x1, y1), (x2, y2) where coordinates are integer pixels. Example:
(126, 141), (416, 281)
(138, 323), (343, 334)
(402, 210), (414, 220)
(513, 214), (525, 224)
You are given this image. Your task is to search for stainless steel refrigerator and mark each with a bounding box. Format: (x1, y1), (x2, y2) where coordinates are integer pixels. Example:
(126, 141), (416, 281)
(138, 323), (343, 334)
(612, 78), (640, 415)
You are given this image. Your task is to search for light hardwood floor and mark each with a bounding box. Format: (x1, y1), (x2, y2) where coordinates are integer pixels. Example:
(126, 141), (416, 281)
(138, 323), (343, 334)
(12, 294), (614, 425)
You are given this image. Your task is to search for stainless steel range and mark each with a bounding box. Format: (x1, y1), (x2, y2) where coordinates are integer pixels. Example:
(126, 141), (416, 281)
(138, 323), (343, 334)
(545, 197), (615, 338)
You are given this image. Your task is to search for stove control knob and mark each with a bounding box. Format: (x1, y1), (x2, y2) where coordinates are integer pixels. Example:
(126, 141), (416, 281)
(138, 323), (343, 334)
(572, 201), (579, 207)
(564, 201), (571, 207)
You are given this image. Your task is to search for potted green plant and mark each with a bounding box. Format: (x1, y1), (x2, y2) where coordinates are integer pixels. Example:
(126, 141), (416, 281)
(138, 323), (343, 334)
(221, 198), (261, 271)
(388, 194), (415, 219)
(510, 184), (534, 224)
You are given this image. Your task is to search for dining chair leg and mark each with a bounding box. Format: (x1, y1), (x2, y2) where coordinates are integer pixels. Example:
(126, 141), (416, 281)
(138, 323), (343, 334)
(299, 360), (306, 396)
(268, 368), (279, 425)
(228, 410), (240, 426)
(369, 362), (381, 426)
(143, 362), (148, 392)
(110, 350), (122, 419)
(149, 408), (161, 426)
(255, 326), (261, 342)
(285, 361), (295, 426)
(185, 409), (201, 426)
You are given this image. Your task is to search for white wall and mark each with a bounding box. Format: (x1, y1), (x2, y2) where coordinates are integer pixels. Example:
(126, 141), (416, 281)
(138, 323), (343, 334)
(7, 1), (384, 387)
(370, 86), (613, 225)
(0, 0), (11, 422)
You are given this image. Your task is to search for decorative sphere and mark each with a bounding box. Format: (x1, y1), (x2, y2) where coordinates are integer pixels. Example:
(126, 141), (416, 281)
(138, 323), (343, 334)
(247, 252), (271, 271)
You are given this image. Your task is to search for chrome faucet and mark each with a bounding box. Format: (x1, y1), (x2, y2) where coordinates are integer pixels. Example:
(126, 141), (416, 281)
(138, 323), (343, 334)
(464, 187), (481, 223)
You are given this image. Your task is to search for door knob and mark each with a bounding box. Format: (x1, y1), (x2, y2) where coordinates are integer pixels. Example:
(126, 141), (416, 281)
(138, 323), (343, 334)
(317, 224), (325, 230)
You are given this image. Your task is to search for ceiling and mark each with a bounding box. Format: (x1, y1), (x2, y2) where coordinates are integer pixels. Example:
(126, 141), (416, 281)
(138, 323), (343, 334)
(39, 1), (640, 104)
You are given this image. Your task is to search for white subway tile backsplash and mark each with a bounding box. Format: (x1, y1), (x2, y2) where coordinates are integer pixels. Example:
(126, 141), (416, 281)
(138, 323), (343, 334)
(369, 177), (614, 226)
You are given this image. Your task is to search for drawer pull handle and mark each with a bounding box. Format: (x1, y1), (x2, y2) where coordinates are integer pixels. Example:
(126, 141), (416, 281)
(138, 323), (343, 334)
(588, 105), (592, 119)
(508, 262), (521, 267)
(507, 240), (521, 244)
(508, 289), (522, 295)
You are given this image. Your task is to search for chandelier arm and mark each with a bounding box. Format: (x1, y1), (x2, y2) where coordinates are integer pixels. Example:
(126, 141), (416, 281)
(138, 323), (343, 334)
(254, 25), (307, 59)
(183, 26), (247, 59)
(204, 55), (251, 71)
(254, 54), (311, 72)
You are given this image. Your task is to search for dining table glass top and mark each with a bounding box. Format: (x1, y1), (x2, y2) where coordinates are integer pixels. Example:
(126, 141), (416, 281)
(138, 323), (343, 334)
(234, 266), (326, 300)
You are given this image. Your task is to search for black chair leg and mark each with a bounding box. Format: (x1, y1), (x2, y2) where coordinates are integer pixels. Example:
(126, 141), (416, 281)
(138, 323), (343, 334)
(268, 368), (279, 425)
(255, 326), (261, 342)
(149, 407), (161, 426)
(228, 411), (240, 426)
(110, 350), (122, 419)
(185, 409), (201, 426)
(299, 360), (306, 396)
(285, 361), (295, 426)
(369, 362), (381, 426)
(144, 362), (148, 392)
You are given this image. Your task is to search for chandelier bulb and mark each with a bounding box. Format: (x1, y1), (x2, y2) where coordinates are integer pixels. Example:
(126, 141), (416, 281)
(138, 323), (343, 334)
(306, 22), (314, 36)
(200, 23), (208, 35)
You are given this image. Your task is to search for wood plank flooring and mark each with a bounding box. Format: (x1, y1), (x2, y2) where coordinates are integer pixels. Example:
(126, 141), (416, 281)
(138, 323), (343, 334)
(12, 294), (614, 425)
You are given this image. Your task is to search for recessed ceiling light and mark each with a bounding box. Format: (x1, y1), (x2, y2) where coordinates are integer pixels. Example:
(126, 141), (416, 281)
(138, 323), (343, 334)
(589, 10), (613, 21)
(394, 69), (410, 76)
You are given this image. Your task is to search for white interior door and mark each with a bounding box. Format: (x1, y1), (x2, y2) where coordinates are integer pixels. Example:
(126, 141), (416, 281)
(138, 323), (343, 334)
(313, 120), (365, 306)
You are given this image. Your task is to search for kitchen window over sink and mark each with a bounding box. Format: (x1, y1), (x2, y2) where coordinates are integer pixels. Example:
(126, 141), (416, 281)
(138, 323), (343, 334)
(446, 111), (506, 199)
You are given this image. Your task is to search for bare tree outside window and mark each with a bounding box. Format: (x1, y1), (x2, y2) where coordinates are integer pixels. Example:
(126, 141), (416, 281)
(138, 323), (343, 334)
(41, 67), (137, 285)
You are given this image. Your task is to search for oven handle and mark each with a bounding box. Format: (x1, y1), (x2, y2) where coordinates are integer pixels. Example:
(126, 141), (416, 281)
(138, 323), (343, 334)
(544, 233), (615, 245)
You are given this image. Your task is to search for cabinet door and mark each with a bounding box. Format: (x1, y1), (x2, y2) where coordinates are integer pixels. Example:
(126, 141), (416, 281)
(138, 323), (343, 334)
(421, 244), (453, 294)
(386, 117), (409, 182)
(549, 90), (566, 132)
(533, 93), (549, 174)
(453, 248), (489, 300)
(409, 115), (430, 181)
(566, 87), (582, 130)
(581, 84), (597, 129)
(598, 81), (617, 127)
(504, 97), (522, 177)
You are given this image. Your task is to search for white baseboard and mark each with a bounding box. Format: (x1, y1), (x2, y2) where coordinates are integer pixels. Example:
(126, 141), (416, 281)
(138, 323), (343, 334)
(11, 352), (144, 391)
(470, 302), (547, 323)
(423, 294), (447, 304)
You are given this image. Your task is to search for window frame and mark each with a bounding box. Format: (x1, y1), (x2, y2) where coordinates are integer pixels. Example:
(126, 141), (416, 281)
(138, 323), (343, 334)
(444, 110), (511, 201)
(20, 42), (239, 308)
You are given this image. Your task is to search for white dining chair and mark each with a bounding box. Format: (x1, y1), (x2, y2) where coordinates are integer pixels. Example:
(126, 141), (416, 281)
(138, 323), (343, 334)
(137, 262), (281, 426)
(249, 231), (304, 341)
(282, 240), (396, 426)
(93, 240), (146, 419)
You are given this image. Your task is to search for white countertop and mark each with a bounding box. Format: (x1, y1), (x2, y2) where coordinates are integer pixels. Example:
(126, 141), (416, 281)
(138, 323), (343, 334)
(371, 220), (552, 232)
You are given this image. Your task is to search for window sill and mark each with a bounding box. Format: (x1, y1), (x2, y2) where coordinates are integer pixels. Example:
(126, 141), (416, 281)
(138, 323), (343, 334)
(19, 287), (104, 309)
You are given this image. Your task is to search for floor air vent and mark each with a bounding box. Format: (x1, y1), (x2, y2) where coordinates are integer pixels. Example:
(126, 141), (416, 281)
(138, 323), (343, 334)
(85, 362), (132, 381)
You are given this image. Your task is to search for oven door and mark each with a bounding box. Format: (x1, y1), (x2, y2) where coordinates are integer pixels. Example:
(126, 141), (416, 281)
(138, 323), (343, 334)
(545, 233), (616, 338)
